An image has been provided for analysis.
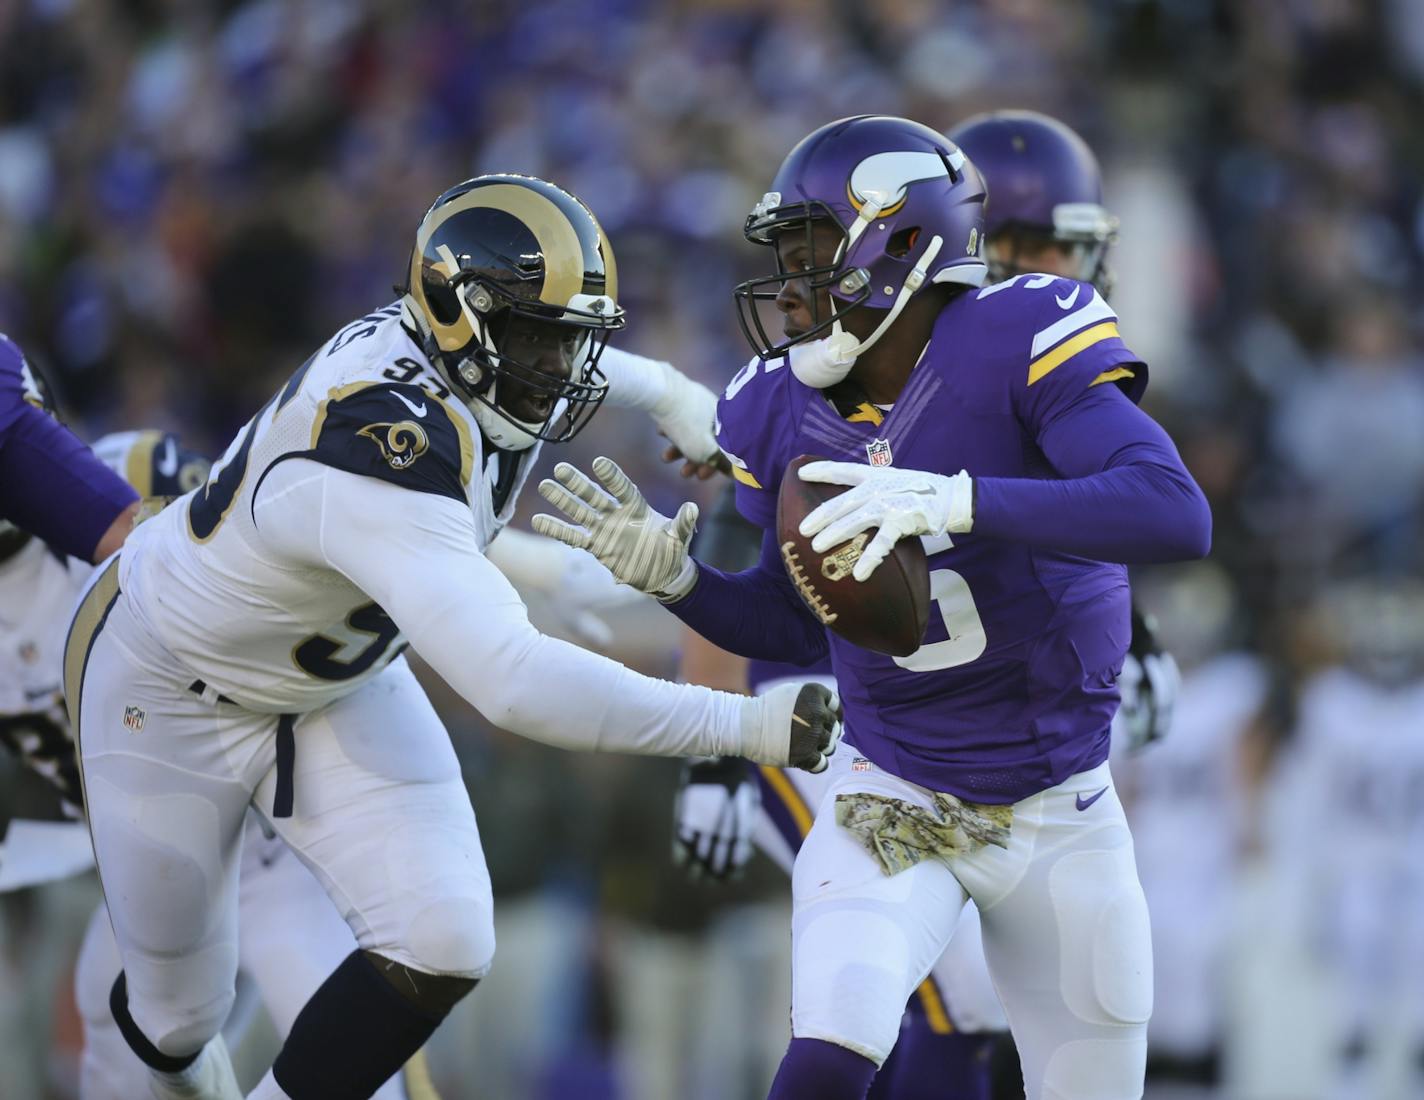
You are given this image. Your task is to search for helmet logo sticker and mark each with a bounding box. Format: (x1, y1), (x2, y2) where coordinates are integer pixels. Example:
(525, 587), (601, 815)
(847, 151), (959, 216)
(967, 228), (978, 256)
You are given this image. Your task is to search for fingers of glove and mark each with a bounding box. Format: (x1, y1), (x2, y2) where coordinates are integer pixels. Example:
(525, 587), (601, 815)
(537, 478), (603, 527)
(798, 460), (875, 488)
(672, 501), (699, 545)
(800, 482), (874, 540)
(591, 456), (642, 507)
(850, 523), (903, 582)
(530, 514), (592, 551)
(808, 505), (881, 554)
(553, 462), (617, 512)
(788, 683), (840, 770)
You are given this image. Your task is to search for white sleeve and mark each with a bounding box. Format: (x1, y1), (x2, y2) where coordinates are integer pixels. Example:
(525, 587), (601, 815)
(597, 346), (675, 411)
(254, 459), (774, 761)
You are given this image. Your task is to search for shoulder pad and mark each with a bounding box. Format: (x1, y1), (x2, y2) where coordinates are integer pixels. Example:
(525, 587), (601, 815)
(304, 382), (473, 503)
(976, 274), (1145, 403)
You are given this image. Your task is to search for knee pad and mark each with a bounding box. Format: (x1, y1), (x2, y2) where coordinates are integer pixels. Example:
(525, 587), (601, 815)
(393, 894), (496, 980)
(1049, 850), (1153, 1028)
(111, 972), (234, 1070)
(791, 902), (913, 1065)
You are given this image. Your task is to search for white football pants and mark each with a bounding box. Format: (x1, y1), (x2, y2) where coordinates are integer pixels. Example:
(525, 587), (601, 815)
(789, 749), (1151, 1100)
(69, 572), (494, 1062)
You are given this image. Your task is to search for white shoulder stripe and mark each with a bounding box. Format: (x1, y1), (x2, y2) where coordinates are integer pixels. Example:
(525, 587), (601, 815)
(1029, 288), (1117, 359)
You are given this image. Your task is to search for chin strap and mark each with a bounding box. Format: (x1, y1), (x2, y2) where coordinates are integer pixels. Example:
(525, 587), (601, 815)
(789, 233), (945, 390)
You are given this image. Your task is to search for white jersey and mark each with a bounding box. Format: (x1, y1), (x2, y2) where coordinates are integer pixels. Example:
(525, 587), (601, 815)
(120, 304), (537, 714)
(1119, 651), (1267, 1055)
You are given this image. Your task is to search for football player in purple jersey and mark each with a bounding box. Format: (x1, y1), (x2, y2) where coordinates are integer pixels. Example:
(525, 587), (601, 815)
(0, 334), (138, 562)
(535, 114), (1210, 1100)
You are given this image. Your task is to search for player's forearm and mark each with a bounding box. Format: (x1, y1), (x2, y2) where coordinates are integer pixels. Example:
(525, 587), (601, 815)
(291, 463), (764, 761)
(597, 346), (674, 411)
(0, 407), (139, 562)
(666, 534), (830, 664)
(973, 457), (1211, 562)
(975, 383), (1211, 562)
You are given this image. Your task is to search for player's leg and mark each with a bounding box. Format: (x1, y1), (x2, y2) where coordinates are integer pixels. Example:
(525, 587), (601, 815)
(234, 814), (420, 1099)
(75, 901), (158, 1100)
(70, 575), (259, 1098)
(964, 762), (1152, 1100)
(768, 752), (971, 1100)
(245, 658), (489, 1100)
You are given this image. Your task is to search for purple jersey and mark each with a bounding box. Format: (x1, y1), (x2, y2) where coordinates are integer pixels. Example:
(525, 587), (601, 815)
(717, 275), (1146, 801)
(0, 334), (137, 561)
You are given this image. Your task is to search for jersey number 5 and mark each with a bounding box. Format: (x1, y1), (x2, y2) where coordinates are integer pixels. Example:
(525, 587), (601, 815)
(894, 555), (988, 673)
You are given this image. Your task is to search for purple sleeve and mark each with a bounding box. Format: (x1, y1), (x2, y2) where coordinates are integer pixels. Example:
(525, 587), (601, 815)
(664, 528), (831, 665)
(0, 403), (139, 561)
(973, 381), (1211, 563)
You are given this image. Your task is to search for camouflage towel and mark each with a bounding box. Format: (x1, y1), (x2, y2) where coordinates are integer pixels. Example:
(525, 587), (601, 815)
(835, 791), (1014, 876)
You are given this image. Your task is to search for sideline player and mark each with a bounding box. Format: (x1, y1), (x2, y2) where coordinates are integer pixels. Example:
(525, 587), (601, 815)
(534, 117), (1210, 1100)
(0, 335), (138, 563)
(65, 174), (840, 1100)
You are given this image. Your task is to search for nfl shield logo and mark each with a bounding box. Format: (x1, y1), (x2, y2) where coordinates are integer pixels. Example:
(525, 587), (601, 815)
(866, 438), (893, 467)
(851, 756), (872, 772)
(122, 705), (146, 733)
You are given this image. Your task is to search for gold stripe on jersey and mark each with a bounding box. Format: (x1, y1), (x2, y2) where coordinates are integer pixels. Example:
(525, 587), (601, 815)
(914, 976), (955, 1034)
(1090, 366), (1136, 388)
(401, 1049), (443, 1100)
(1027, 322), (1120, 386)
(310, 382), (381, 447)
(125, 430), (163, 497)
(845, 402), (885, 427)
(731, 465), (762, 489)
(61, 557), (121, 758)
(760, 765), (814, 838)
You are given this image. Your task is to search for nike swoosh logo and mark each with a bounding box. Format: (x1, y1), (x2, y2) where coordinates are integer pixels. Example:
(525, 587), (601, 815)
(1075, 786), (1109, 811)
(392, 391), (427, 418)
(156, 437), (178, 477)
(1055, 286), (1080, 310)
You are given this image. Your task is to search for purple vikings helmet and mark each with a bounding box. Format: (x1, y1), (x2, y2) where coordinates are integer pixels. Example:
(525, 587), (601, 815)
(946, 110), (1118, 293)
(734, 115), (988, 363)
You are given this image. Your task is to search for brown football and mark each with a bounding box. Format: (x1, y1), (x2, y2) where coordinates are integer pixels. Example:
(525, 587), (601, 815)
(776, 454), (931, 657)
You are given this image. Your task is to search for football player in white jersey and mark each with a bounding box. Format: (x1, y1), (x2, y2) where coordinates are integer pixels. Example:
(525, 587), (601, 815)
(64, 174), (840, 1100)
(2, 419), (442, 1099)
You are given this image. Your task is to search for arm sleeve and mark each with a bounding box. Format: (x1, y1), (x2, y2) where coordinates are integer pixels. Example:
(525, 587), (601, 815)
(253, 460), (759, 760)
(972, 381), (1211, 562)
(0, 405), (138, 561)
(666, 528), (830, 664)
(596, 346), (673, 411)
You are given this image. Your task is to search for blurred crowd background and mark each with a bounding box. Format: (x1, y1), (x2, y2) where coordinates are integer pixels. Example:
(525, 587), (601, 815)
(2, 0), (1423, 1098)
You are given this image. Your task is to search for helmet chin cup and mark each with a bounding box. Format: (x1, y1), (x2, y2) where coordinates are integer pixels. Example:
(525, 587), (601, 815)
(789, 327), (859, 389)
(470, 388), (542, 451)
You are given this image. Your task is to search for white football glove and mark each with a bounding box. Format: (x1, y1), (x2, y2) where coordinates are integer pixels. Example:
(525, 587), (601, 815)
(1114, 650), (1181, 752)
(740, 681), (842, 773)
(532, 457), (699, 600)
(673, 757), (761, 881)
(797, 461), (974, 582)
